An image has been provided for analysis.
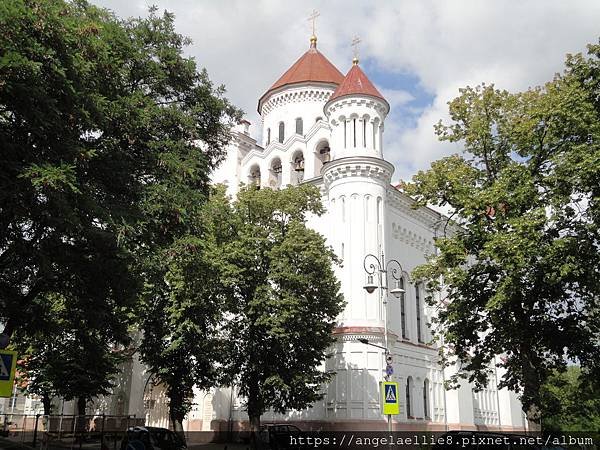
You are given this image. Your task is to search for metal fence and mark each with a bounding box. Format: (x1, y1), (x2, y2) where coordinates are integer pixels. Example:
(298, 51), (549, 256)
(0, 413), (144, 450)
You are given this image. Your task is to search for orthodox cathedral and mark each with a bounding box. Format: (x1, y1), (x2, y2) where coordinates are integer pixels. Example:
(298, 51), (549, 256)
(170, 34), (529, 433)
(1, 34), (530, 435)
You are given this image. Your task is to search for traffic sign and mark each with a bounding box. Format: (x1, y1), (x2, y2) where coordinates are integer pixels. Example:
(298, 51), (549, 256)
(381, 381), (400, 415)
(0, 350), (17, 398)
(385, 364), (394, 376)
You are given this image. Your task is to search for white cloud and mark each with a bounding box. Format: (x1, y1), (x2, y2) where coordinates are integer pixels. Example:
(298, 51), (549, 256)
(92, 0), (600, 181)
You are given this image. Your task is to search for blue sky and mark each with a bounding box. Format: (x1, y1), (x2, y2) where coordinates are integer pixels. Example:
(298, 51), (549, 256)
(92, 0), (600, 182)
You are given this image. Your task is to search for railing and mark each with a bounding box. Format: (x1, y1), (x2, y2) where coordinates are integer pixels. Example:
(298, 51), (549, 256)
(0, 413), (144, 450)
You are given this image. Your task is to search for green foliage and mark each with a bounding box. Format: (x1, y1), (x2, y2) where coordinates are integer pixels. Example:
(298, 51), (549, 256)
(540, 366), (600, 432)
(206, 184), (344, 430)
(0, 0), (239, 421)
(405, 42), (600, 418)
(138, 231), (225, 432)
(14, 291), (130, 415)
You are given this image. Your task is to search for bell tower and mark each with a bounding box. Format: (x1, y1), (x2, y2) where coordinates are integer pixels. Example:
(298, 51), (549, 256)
(324, 54), (389, 161)
(322, 55), (393, 328)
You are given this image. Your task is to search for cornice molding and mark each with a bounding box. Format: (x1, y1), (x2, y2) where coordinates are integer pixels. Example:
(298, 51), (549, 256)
(322, 156), (394, 188)
(325, 95), (389, 118)
(260, 84), (336, 117)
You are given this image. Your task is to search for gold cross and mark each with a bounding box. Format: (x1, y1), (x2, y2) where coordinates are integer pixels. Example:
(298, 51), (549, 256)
(352, 36), (361, 59)
(308, 9), (320, 36)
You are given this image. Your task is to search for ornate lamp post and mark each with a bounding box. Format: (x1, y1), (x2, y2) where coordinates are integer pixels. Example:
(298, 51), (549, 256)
(362, 252), (405, 433)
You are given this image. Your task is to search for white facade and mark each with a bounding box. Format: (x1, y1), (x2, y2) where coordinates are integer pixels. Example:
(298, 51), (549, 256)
(205, 39), (529, 433)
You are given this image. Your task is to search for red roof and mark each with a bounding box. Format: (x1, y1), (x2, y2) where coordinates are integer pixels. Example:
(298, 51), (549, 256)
(328, 63), (387, 105)
(258, 39), (344, 112)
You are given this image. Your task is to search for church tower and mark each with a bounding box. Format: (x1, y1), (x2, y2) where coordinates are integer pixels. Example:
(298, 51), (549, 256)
(324, 57), (389, 160)
(322, 56), (395, 333)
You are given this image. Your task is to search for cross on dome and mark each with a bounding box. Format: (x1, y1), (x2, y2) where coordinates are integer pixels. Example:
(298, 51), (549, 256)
(308, 9), (320, 48)
(351, 36), (361, 65)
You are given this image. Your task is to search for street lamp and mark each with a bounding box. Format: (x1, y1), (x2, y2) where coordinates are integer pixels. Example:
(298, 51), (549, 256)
(357, 338), (388, 352)
(362, 252), (405, 433)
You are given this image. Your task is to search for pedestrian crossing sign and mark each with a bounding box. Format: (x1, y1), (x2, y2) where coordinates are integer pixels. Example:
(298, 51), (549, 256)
(0, 350), (17, 398)
(381, 381), (400, 415)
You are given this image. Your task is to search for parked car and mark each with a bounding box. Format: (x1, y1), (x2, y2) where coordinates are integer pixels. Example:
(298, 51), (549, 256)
(120, 426), (186, 450)
(259, 424), (302, 450)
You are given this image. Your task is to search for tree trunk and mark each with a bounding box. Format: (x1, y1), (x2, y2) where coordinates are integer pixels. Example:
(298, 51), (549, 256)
(168, 391), (187, 444)
(249, 413), (261, 449)
(247, 386), (262, 450)
(42, 393), (52, 416)
(169, 409), (186, 443)
(75, 397), (87, 438)
(519, 344), (543, 425)
(77, 397), (87, 416)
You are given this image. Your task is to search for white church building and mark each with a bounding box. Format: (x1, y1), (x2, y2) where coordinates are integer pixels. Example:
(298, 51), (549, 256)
(2, 34), (530, 435)
(158, 34), (528, 433)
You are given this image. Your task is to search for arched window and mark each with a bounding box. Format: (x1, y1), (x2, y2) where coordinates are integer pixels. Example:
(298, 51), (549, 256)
(295, 117), (303, 135)
(266, 128), (271, 146)
(278, 121), (285, 143)
(406, 377), (413, 418)
(372, 122), (377, 148)
(269, 158), (282, 189)
(248, 165), (261, 188)
(315, 140), (331, 175)
(416, 283), (423, 343)
(423, 379), (430, 419)
(400, 277), (407, 339)
(291, 151), (304, 185)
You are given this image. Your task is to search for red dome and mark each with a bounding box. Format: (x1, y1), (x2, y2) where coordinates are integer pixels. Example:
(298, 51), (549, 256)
(258, 39), (344, 113)
(328, 63), (387, 106)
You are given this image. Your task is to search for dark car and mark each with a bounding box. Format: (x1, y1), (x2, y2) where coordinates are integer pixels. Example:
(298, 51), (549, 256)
(120, 426), (186, 450)
(259, 424), (302, 450)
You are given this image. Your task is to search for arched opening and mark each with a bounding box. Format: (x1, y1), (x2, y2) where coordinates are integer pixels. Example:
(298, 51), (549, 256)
(406, 377), (413, 418)
(278, 121), (285, 143)
(314, 140), (331, 176)
(248, 165), (261, 188)
(315, 116), (323, 122)
(416, 283), (423, 343)
(291, 151), (304, 185)
(268, 157), (282, 189)
(266, 128), (271, 146)
(372, 118), (380, 149)
(400, 277), (407, 339)
(295, 117), (303, 135)
(423, 379), (430, 420)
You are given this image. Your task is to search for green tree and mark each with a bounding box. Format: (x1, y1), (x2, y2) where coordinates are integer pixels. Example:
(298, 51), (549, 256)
(404, 43), (600, 420)
(14, 292), (130, 416)
(540, 366), (600, 432)
(209, 184), (344, 435)
(0, 0), (239, 423)
(138, 231), (225, 437)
